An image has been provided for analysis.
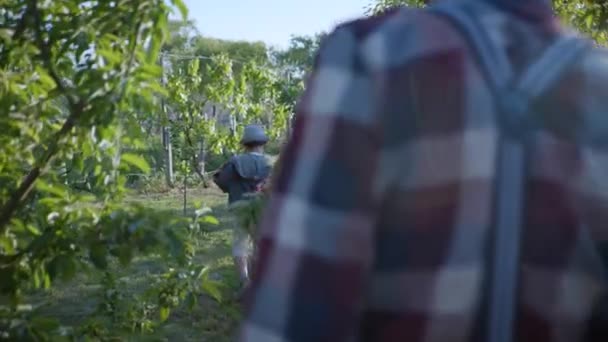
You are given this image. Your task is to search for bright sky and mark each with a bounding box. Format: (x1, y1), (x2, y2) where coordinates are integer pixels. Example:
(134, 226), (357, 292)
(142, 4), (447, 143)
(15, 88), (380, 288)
(181, 0), (370, 48)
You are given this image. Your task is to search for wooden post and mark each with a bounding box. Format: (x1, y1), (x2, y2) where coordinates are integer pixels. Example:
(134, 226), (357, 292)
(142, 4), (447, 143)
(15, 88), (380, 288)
(160, 54), (174, 187)
(197, 140), (206, 175)
(183, 168), (187, 215)
(163, 127), (174, 186)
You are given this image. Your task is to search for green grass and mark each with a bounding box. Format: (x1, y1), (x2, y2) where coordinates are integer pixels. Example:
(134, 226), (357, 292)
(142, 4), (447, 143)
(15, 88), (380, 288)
(31, 186), (243, 341)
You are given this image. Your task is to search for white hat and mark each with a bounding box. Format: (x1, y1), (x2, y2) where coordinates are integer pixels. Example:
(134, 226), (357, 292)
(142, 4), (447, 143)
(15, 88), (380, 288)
(241, 124), (268, 145)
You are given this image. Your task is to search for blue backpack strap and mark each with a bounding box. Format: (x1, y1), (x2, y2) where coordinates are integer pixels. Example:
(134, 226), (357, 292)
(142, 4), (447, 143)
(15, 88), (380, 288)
(516, 36), (588, 97)
(490, 35), (587, 342)
(431, 0), (513, 92)
(429, 2), (589, 342)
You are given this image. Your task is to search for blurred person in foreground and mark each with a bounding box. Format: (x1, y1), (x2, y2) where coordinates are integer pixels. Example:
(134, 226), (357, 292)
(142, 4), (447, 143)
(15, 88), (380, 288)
(238, 0), (608, 341)
(213, 124), (272, 295)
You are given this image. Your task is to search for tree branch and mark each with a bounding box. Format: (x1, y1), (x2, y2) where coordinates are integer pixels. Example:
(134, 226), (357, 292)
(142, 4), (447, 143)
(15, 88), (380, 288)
(116, 0), (142, 102)
(0, 0), (82, 235)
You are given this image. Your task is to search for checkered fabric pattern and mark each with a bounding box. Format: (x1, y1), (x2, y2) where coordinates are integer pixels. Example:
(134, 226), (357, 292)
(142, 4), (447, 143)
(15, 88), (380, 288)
(238, 1), (608, 341)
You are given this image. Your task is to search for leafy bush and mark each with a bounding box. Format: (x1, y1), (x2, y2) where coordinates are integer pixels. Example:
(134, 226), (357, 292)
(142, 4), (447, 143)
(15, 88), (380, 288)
(0, 0), (231, 340)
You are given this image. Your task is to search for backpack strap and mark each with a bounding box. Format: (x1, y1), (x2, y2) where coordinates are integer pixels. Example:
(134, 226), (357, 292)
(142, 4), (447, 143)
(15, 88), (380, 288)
(429, 2), (589, 342)
(500, 36), (588, 139)
(490, 37), (588, 342)
(431, 1), (513, 92)
(517, 36), (587, 97)
(431, 1), (587, 128)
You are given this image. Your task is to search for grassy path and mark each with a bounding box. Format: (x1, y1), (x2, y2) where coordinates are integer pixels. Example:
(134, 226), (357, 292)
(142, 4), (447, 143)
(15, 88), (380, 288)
(32, 187), (243, 341)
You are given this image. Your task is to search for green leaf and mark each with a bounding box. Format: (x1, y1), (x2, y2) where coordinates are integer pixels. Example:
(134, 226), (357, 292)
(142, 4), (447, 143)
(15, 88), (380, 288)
(48, 255), (77, 281)
(44, 272), (51, 289)
(36, 181), (68, 198)
(159, 306), (171, 322)
(172, 0), (189, 19)
(116, 245), (133, 266)
(586, 13), (595, 29)
(89, 244), (108, 270)
(0, 236), (15, 254)
(188, 59), (200, 76)
(121, 153), (151, 173)
(139, 63), (162, 77)
(97, 48), (122, 65)
(0, 28), (13, 42)
(197, 265), (211, 281)
(199, 215), (219, 225)
(25, 224), (41, 236)
(35, 67), (56, 89)
(201, 280), (222, 302)
(33, 269), (40, 288)
(184, 292), (197, 311)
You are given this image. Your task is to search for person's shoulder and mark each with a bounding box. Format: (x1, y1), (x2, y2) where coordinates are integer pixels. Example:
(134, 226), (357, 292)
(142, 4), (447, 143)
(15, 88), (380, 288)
(223, 155), (242, 169)
(232, 153), (268, 164)
(576, 45), (608, 100)
(330, 7), (406, 42)
(320, 6), (444, 72)
(581, 45), (608, 78)
(321, 7), (423, 51)
(559, 42), (608, 141)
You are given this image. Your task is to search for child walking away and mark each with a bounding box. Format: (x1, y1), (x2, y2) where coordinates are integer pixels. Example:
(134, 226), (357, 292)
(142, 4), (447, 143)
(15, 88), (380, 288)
(213, 124), (271, 297)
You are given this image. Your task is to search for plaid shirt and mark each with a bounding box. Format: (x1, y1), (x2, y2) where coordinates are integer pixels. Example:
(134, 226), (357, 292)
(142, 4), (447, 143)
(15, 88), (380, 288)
(239, 1), (608, 341)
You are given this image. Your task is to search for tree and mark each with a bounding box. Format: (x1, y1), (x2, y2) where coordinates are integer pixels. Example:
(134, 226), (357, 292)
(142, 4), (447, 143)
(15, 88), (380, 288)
(164, 51), (290, 207)
(192, 36), (269, 66)
(269, 33), (327, 126)
(365, 0), (425, 14)
(271, 33), (326, 76)
(0, 0), (223, 339)
(162, 20), (270, 76)
(163, 19), (199, 54)
(159, 19), (271, 189)
(553, 0), (608, 44)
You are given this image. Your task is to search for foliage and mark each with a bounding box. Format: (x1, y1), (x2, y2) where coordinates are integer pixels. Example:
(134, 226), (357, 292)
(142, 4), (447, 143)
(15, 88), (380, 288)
(165, 57), (214, 184)
(553, 0), (608, 45)
(193, 37), (269, 76)
(163, 20), (324, 118)
(163, 19), (199, 54)
(365, 0), (425, 15)
(270, 34), (326, 112)
(0, 0), (226, 340)
(164, 50), (291, 181)
(271, 34), (326, 76)
(163, 20), (270, 76)
(24, 189), (241, 341)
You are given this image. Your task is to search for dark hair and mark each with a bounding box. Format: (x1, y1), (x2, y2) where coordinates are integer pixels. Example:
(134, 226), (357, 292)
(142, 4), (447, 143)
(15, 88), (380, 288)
(243, 141), (266, 149)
